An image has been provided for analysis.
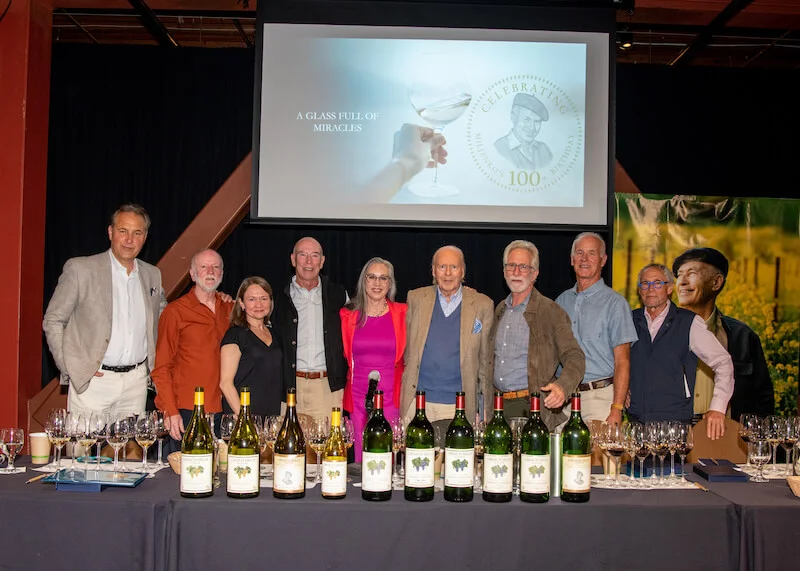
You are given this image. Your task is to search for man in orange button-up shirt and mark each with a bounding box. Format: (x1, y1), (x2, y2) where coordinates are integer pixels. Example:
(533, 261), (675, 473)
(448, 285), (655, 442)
(152, 249), (234, 453)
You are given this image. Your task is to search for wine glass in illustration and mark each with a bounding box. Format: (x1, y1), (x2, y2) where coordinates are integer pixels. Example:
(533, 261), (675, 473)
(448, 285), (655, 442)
(406, 52), (472, 197)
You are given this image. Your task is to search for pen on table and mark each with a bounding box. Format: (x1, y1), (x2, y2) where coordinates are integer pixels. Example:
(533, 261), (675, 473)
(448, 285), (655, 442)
(693, 481), (709, 492)
(26, 473), (48, 484)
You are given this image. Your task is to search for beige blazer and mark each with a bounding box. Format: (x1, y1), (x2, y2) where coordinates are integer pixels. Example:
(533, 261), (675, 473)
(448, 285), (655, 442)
(43, 251), (165, 394)
(400, 286), (494, 419)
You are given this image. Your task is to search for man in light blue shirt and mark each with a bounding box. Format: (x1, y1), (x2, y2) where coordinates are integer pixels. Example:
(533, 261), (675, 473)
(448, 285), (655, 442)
(556, 232), (638, 425)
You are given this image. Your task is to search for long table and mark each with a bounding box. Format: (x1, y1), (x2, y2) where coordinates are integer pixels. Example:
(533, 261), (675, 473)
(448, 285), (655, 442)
(0, 462), (797, 571)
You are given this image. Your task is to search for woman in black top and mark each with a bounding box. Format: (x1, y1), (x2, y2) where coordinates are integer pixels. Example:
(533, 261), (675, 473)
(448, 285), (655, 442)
(220, 276), (283, 417)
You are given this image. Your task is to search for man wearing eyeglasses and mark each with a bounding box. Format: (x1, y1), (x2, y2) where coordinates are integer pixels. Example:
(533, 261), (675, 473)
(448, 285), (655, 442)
(484, 240), (585, 431)
(555, 233), (638, 426)
(401, 245), (494, 423)
(629, 264), (734, 440)
(272, 237), (348, 417)
(672, 248), (773, 419)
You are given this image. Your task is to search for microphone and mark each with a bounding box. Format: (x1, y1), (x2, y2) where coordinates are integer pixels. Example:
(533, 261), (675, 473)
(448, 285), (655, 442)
(365, 370), (381, 416)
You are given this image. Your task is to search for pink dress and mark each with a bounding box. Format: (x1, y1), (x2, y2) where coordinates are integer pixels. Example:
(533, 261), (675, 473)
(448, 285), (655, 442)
(351, 312), (397, 463)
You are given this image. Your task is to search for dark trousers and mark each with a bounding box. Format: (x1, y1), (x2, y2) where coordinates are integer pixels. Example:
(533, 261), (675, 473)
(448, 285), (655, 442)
(162, 409), (221, 458)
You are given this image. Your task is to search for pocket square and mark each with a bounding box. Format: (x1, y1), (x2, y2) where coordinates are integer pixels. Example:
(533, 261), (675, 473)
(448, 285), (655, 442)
(150, 287), (158, 296)
(472, 319), (482, 334)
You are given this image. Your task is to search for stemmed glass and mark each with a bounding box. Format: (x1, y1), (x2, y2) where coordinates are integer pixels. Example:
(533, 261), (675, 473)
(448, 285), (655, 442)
(107, 416), (130, 478)
(603, 423), (626, 488)
(667, 421), (681, 485)
(748, 439), (771, 483)
(340, 416), (355, 483)
(764, 416), (784, 475)
(779, 416), (798, 477)
(74, 414), (96, 479)
(630, 424), (650, 488)
(390, 417), (405, 485)
(646, 421), (670, 484)
(152, 411), (169, 468)
(590, 421), (612, 482)
(473, 419), (485, 492)
(220, 414), (236, 444)
(738, 414), (758, 468)
(65, 412), (80, 472)
(45, 409), (68, 473)
(509, 417), (527, 493)
(136, 415), (156, 473)
(260, 416), (281, 481)
(306, 415), (329, 484)
(90, 412), (109, 470)
(675, 422), (694, 483)
(0, 428), (24, 473)
(119, 414), (136, 472)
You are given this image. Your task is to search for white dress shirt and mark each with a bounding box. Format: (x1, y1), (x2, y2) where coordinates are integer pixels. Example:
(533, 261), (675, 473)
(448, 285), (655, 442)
(644, 301), (734, 414)
(289, 276), (327, 372)
(103, 250), (147, 366)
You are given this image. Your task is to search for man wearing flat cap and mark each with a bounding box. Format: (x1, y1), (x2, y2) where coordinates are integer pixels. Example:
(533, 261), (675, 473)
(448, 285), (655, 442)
(494, 93), (553, 170)
(673, 248), (774, 419)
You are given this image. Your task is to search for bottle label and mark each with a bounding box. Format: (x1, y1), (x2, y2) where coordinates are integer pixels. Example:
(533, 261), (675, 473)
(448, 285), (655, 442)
(444, 447), (474, 488)
(562, 454), (592, 493)
(520, 453), (550, 494)
(321, 459), (347, 496)
(483, 453), (513, 493)
(227, 454), (260, 494)
(362, 451), (393, 492)
(405, 448), (435, 488)
(273, 453), (306, 493)
(180, 453), (213, 494)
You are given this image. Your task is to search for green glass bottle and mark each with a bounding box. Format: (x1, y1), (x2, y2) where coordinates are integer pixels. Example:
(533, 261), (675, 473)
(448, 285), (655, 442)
(444, 391), (474, 502)
(561, 393), (591, 503)
(519, 392), (550, 503)
(180, 387), (215, 498)
(362, 390), (393, 501)
(226, 387), (260, 499)
(404, 391), (435, 502)
(273, 388), (306, 499)
(482, 391), (513, 503)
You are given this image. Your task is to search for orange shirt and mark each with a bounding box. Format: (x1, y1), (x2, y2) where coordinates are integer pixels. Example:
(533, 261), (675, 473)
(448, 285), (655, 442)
(152, 291), (234, 417)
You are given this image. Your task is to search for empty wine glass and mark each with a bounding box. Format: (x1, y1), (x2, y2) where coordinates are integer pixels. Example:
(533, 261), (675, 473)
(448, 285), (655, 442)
(220, 414), (236, 443)
(0, 428), (24, 472)
(120, 414), (136, 472)
(738, 413), (758, 469)
(390, 417), (405, 485)
(136, 415), (156, 473)
(675, 422), (694, 483)
(509, 417), (527, 493)
(90, 412), (110, 470)
(764, 416), (784, 475)
(306, 415), (329, 484)
(779, 415), (798, 477)
(107, 416), (129, 478)
(473, 419), (485, 492)
(647, 421), (670, 485)
(152, 411), (168, 468)
(748, 439), (771, 483)
(45, 409), (68, 473)
(667, 421), (681, 484)
(341, 416), (355, 483)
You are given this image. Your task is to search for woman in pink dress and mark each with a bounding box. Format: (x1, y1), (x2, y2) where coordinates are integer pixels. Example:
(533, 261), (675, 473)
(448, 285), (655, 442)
(340, 257), (407, 462)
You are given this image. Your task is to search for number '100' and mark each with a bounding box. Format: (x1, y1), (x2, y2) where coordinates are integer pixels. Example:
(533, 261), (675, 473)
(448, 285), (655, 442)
(509, 171), (541, 186)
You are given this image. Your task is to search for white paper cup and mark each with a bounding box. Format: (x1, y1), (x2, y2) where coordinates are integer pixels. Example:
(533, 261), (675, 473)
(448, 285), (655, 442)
(30, 432), (50, 465)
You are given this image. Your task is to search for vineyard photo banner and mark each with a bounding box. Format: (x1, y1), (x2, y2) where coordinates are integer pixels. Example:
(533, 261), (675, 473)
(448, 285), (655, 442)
(613, 194), (800, 415)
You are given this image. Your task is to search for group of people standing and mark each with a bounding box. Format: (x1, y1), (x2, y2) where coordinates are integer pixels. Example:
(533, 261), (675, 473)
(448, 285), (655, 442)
(42, 203), (775, 462)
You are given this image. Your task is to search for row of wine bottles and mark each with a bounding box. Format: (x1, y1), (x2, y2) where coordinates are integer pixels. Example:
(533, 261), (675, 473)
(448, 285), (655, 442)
(179, 386), (592, 503)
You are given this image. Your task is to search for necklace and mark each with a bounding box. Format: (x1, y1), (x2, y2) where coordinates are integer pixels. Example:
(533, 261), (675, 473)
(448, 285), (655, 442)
(366, 299), (388, 317)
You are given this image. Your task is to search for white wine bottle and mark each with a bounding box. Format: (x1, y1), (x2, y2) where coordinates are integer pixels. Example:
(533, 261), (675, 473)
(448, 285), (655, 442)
(180, 387), (214, 498)
(321, 407), (347, 499)
(226, 387), (260, 499)
(561, 393), (591, 503)
(444, 391), (474, 502)
(273, 388), (306, 499)
(361, 390), (393, 501)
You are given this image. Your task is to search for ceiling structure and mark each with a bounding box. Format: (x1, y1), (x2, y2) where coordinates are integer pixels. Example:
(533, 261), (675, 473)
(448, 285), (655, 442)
(50, 0), (800, 70)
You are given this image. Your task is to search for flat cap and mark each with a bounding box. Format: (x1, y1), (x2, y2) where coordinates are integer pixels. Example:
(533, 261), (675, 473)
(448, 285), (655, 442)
(673, 247), (729, 278)
(512, 93), (549, 121)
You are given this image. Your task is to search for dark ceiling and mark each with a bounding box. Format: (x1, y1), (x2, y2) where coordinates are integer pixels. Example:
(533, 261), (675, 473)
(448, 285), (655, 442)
(51, 0), (800, 70)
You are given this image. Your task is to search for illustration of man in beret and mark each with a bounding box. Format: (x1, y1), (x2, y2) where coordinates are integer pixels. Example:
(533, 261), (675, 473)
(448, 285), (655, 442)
(673, 247), (774, 419)
(494, 92), (553, 170)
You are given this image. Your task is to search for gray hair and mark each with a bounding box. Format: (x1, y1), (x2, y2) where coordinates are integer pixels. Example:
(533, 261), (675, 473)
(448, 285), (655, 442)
(431, 245), (466, 285)
(637, 263), (675, 286)
(346, 257), (397, 328)
(571, 232), (606, 258)
(503, 240), (540, 271)
(110, 203), (151, 231)
(190, 249), (223, 272)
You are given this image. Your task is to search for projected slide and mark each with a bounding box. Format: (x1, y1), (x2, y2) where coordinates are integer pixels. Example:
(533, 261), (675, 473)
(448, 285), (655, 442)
(256, 25), (609, 226)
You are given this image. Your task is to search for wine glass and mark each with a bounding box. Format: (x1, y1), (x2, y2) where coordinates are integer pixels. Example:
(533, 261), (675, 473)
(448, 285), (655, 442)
(779, 415), (798, 477)
(136, 415), (156, 473)
(45, 409), (68, 473)
(406, 51), (471, 197)
(675, 422), (694, 483)
(90, 412), (110, 470)
(220, 414), (236, 444)
(648, 422), (670, 485)
(74, 414), (96, 479)
(738, 414), (758, 469)
(509, 417), (527, 493)
(107, 415), (129, 478)
(630, 424), (650, 488)
(390, 417), (405, 485)
(667, 421), (681, 485)
(306, 415), (329, 484)
(473, 419), (485, 492)
(604, 423), (626, 488)
(119, 414), (136, 472)
(764, 416), (784, 475)
(748, 439), (771, 483)
(152, 411), (168, 468)
(0, 428), (24, 472)
(341, 416), (355, 483)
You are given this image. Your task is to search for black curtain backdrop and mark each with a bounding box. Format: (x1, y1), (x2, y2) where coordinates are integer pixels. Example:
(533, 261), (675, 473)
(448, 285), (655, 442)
(42, 43), (799, 386)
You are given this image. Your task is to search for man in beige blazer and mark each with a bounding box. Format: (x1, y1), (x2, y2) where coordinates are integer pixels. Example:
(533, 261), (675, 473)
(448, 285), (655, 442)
(43, 204), (166, 418)
(400, 245), (494, 423)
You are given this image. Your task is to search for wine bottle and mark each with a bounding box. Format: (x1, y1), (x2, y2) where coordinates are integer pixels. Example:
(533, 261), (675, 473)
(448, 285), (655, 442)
(361, 390), (393, 501)
(404, 391), (435, 502)
(273, 388), (306, 499)
(561, 392), (591, 503)
(226, 387), (260, 499)
(180, 387), (215, 498)
(482, 391), (513, 503)
(321, 407), (347, 499)
(519, 392), (550, 503)
(444, 391), (474, 502)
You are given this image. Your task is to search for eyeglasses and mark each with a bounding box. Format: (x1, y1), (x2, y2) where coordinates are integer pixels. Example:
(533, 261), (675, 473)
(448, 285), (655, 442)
(639, 280), (667, 290)
(366, 274), (391, 284)
(503, 263), (533, 273)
